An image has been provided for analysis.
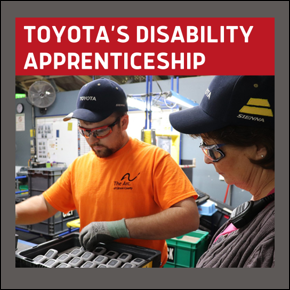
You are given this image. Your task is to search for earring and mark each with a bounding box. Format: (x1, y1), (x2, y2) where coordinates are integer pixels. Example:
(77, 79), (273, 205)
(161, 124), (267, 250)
(261, 155), (264, 158)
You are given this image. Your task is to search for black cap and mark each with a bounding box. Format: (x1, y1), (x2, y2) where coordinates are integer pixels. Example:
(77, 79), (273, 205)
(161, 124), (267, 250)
(169, 76), (274, 134)
(64, 78), (128, 122)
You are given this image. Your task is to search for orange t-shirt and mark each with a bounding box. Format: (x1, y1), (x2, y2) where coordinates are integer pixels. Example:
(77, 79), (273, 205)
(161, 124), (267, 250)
(43, 137), (198, 267)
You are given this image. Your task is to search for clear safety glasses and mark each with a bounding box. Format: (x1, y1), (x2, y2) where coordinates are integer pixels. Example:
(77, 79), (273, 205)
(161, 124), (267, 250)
(199, 142), (226, 162)
(78, 117), (120, 139)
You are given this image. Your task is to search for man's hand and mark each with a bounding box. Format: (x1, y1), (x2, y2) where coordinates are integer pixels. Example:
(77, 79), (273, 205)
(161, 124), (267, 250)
(79, 219), (130, 251)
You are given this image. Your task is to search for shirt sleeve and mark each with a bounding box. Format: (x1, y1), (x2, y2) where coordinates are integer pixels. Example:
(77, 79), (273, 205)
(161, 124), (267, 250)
(152, 152), (198, 209)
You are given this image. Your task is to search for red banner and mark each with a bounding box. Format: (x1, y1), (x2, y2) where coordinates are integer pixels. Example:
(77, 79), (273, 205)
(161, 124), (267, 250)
(15, 18), (275, 75)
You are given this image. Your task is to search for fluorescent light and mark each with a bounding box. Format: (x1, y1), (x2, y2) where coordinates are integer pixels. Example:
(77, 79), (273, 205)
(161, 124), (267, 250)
(166, 90), (198, 108)
(127, 98), (161, 112)
(167, 96), (194, 108)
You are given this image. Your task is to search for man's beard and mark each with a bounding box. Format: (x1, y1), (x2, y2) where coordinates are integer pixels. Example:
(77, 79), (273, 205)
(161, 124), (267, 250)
(91, 144), (115, 158)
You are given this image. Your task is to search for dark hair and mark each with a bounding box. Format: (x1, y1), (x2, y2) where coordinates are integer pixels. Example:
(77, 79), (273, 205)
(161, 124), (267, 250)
(191, 126), (274, 170)
(112, 111), (127, 128)
(113, 111), (127, 118)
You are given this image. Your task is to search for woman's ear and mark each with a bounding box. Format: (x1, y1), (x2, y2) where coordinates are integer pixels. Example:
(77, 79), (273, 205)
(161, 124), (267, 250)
(255, 145), (267, 160)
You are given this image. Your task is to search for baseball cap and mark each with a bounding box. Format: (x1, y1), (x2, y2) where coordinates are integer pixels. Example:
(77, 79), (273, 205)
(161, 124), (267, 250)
(169, 76), (274, 134)
(63, 78), (128, 122)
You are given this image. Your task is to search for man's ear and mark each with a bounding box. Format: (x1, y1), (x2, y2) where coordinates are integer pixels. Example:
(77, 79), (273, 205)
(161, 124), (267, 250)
(121, 114), (129, 131)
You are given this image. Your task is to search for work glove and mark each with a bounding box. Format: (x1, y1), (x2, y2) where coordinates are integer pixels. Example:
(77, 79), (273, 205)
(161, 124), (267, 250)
(79, 218), (130, 251)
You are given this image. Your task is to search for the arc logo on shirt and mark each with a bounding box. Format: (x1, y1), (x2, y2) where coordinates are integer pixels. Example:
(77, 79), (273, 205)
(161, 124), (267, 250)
(114, 172), (140, 190)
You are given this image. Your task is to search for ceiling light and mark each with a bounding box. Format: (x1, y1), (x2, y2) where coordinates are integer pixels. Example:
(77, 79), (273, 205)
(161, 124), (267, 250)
(166, 90), (198, 108)
(127, 98), (161, 112)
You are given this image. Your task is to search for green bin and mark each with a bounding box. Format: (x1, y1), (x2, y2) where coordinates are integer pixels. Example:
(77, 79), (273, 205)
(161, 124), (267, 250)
(165, 229), (209, 268)
(19, 185), (28, 191)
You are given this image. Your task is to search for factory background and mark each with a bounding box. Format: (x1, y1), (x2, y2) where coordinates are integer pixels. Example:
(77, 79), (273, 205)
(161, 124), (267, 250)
(15, 75), (252, 208)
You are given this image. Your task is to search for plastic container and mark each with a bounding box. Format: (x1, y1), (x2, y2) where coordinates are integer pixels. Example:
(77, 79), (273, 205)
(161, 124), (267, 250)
(19, 185), (29, 191)
(164, 229), (209, 268)
(29, 210), (79, 236)
(15, 193), (30, 204)
(27, 167), (67, 195)
(20, 167), (79, 237)
(15, 204), (79, 236)
(16, 233), (161, 268)
(197, 200), (217, 216)
(16, 225), (32, 231)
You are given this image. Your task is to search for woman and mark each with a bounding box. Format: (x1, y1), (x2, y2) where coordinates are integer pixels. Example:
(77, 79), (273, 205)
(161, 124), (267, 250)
(169, 75), (275, 267)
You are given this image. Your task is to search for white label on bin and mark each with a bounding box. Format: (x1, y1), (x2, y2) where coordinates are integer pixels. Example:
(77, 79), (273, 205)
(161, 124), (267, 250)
(167, 246), (175, 262)
(63, 211), (73, 218)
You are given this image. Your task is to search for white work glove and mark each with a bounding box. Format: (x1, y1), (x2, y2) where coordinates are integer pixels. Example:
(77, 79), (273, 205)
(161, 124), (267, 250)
(79, 218), (130, 251)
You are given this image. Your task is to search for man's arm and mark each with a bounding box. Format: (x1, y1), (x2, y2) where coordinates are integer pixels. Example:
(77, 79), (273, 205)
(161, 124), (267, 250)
(125, 196), (199, 240)
(15, 195), (59, 225)
(79, 196), (199, 251)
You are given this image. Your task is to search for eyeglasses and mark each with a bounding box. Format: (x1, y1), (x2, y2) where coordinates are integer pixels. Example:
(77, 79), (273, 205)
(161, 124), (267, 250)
(78, 117), (120, 139)
(199, 142), (226, 162)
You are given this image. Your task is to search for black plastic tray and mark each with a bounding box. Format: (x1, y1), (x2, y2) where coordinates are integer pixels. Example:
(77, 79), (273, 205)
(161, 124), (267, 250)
(16, 232), (161, 268)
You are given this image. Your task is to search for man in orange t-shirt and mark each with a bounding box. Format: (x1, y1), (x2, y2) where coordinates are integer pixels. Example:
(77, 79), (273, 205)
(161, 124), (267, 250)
(15, 78), (199, 267)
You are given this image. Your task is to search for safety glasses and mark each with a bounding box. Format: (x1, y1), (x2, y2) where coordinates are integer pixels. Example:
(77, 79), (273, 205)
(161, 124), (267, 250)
(78, 117), (120, 139)
(199, 142), (226, 162)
